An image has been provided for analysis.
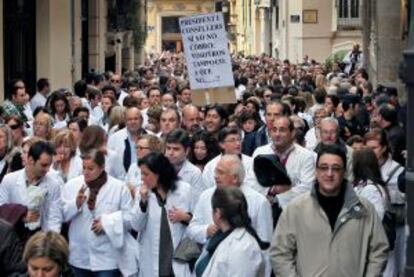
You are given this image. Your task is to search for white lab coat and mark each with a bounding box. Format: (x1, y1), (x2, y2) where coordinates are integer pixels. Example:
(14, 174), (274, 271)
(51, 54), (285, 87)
(354, 181), (386, 220)
(131, 180), (192, 277)
(30, 92), (47, 112)
(55, 155), (83, 183)
(202, 154), (253, 188)
(178, 159), (207, 211)
(126, 162), (141, 186)
(61, 175), (138, 274)
(381, 157), (405, 204)
(196, 227), (266, 277)
(105, 149), (127, 181)
(187, 185), (273, 244)
(246, 143), (316, 208)
(381, 157), (405, 276)
(0, 169), (63, 232)
(107, 128), (138, 174)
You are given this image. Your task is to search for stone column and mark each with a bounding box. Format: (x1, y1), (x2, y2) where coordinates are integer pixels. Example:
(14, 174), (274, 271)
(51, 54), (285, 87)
(369, 0), (402, 86)
(259, 7), (269, 55)
(36, 0), (72, 89)
(88, 0), (107, 73)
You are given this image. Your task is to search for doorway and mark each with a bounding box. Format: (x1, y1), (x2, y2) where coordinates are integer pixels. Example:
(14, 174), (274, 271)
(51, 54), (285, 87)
(3, 0), (36, 98)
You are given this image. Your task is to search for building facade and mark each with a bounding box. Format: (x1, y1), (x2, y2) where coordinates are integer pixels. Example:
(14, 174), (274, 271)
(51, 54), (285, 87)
(0, 0), (145, 101)
(231, 0), (362, 63)
(144, 0), (216, 54)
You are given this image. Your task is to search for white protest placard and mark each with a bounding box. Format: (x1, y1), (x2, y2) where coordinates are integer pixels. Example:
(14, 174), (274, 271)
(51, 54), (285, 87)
(179, 13), (234, 90)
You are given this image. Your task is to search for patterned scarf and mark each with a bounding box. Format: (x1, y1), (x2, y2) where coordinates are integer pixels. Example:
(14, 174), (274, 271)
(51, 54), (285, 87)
(86, 171), (107, 210)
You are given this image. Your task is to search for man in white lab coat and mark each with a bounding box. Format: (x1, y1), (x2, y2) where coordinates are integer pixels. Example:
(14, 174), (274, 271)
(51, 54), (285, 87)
(203, 127), (253, 188)
(188, 154), (273, 246)
(165, 128), (207, 211)
(0, 141), (62, 232)
(246, 116), (316, 208)
(107, 106), (148, 179)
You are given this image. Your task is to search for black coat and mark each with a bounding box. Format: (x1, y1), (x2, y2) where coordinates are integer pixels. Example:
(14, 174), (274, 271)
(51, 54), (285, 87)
(0, 220), (26, 276)
(242, 125), (269, 156)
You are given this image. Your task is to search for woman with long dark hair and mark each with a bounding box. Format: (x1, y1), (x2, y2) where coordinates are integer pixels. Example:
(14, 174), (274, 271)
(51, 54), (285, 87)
(131, 152), (192, 277)
(352, 148), (387, 219)
(365, 128), (405, 276)
(194, 186), (266, 277)
(188, 130), (220, 172)
(48, 91), (71, 129)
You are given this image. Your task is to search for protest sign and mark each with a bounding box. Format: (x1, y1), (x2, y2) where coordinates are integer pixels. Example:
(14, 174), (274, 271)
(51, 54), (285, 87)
(179, 13), (236, 105)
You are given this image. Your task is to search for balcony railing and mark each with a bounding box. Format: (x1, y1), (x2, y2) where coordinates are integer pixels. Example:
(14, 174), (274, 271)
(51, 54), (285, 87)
(338, 17), (361, 30)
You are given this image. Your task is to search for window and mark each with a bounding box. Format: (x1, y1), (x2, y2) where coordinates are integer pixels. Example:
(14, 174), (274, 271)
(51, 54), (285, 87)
(337, 0), (360, 29)
(338, 0), (359, 18)
(162, 17), (180, 34)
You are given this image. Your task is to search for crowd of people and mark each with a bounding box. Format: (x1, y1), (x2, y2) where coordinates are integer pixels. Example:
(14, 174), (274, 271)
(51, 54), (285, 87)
(0, 50), (407, 277)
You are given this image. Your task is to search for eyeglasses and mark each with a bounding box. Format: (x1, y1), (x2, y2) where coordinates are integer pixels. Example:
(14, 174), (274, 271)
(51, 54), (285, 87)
(136, 146), (150, 150)
(33, 122), (47, 127)
(8, 124), (20, 130)
(224, 138), (241, 143)
(111, 79), (121, 83)
(317, 165), (344, 173)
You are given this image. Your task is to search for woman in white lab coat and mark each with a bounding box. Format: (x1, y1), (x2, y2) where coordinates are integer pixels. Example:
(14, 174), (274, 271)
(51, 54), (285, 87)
(131, 152), (192, 277)
(52, 129), (82, 183)
(126, 134), (164, 197)
(79, 125), (125, 180)
(194, 186), (266, 277)
(61, 149), (138, 276)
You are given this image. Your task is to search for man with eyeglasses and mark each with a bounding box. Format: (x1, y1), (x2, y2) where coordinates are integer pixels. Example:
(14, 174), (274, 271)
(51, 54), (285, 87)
(270, 144), (388, 277)
(315, 117), (354, 182)
(247, 116), (316, 208)
(203, 127), (253, 189)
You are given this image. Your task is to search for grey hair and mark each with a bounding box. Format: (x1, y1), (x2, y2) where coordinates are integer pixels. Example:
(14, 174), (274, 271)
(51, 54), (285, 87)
(320, 117), (339, 127)
(320, 117), (340, 136)
(220, 154), (245, 184)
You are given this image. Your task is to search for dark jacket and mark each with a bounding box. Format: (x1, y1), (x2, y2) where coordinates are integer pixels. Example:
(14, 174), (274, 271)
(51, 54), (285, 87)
(386, 123), (406, 166)
(0, 219), (26, 276)
(242, 125), (269, 156)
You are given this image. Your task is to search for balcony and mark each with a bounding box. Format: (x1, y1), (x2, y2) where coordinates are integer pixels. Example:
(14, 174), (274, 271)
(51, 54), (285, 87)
(337, 17), (361, 30)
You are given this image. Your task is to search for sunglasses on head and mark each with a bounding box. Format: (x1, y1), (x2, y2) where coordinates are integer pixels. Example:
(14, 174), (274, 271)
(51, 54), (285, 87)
(9, 124), (20, 130)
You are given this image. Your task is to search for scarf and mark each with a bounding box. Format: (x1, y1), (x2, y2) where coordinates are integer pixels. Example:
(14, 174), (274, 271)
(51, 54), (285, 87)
(195, 230), (232, 277)
(86, 171), (108, 210)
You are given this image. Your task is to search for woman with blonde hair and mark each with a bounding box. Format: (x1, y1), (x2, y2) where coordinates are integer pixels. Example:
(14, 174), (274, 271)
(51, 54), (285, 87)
(126, 134), (164, 198)
(0, 124), (23, 182)
(52, 129), (82, 182)
(33, 111), (54, 141)
(5, 115), (26, 147)
(23, 231), (70, 277)
(107, 105), (125, 136)
(79, 125), (125, 180)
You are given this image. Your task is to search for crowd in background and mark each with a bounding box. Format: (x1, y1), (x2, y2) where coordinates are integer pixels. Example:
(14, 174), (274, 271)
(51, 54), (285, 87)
(0, 49), (407, 277)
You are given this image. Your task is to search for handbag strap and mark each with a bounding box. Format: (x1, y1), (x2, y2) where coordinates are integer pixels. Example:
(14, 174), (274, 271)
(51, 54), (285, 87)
(384, 164), (403, 185)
